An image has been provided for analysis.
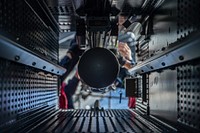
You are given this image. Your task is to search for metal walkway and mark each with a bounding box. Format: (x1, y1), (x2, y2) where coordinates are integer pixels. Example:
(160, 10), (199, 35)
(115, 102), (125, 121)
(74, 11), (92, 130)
(1, 109), (177, 133)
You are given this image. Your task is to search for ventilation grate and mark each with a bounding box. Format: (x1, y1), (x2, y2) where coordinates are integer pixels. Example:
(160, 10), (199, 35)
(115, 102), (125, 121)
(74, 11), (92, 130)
(0, 0), (58, 63)
(0, 58), (58, 127)
(177, 0), (200, 40)
(177, 63), (200, 130)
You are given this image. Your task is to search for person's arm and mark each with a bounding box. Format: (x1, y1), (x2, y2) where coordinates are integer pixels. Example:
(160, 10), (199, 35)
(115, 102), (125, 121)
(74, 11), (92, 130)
(60, 44), (84, 83)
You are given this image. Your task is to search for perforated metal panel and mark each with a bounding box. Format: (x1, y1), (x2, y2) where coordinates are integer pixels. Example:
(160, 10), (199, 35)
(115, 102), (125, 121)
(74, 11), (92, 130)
(0, 58), (58, 127)
(177, 63), (200, 130)
(177, 0), (200, 40)
(0, 0), (59, 63)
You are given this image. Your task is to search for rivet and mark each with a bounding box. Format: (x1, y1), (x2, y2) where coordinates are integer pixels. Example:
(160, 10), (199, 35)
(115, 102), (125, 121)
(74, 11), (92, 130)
(179, 55), (184, 60)
(161, 47), (166, 51)
(32, 62), (36, 66)
(15, 56), (20, 61)
(161, 62), (165, 66)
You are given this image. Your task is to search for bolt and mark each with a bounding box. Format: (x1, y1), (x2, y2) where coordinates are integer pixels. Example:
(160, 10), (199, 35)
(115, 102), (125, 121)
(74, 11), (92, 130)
(32, 62), (36, 66)
(15, 56), (20, 61)
(179, 55), (184, 61)
(161, 62), (166, 66)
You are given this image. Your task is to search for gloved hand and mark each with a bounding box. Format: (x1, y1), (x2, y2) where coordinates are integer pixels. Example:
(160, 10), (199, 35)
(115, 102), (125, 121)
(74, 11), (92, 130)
(117, 31), (136, 66)
(118, 42), (132, 61)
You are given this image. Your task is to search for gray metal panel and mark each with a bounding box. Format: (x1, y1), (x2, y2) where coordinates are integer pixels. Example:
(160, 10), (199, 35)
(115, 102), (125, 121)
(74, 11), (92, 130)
(177, 64), (200, 130)
(177, 0), (200, 40)
(129, 32), (200, 76)
(0, 58), (58, 128)
(149, 0), (177, 55)
(0, 35), (66, 76)
(149, 69), (177, 122)
(131, 0), (200, 76)
(0, 0), (59, 63)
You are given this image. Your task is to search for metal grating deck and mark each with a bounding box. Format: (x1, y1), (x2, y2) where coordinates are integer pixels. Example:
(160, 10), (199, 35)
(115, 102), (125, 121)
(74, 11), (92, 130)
(22, 109), (172, 133)
(25, 110), (154, 133)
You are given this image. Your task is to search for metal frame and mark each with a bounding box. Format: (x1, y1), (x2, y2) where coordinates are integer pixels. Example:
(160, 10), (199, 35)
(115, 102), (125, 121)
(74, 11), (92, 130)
(129, 32), (200, 75)
(0, 35), (66, 75)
